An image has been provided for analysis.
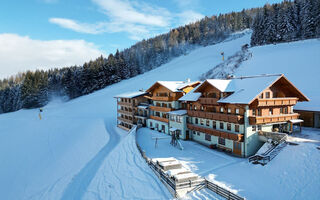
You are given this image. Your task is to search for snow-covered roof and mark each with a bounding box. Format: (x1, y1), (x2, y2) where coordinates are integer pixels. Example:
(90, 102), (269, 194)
(137, 105), (149, 109)
(114, 91), (147, 98)
(168, 110), (187, 116)
(218, 75), (282, 104)
(179, 82), (202, 102)
(147, 81), (199, 93)
(177, 81), (200, 90)
(156, 81), (186, 92)
(206, 79), (234, 92)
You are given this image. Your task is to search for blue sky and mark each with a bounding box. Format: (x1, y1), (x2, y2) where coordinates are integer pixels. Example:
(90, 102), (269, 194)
(0, 0), (283, 78)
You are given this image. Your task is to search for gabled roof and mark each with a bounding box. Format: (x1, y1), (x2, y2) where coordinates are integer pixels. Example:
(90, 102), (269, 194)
(179, 83), (202, 102)
(218, 74), (309, 104)
(194, 79), (233, 93)
(114, 91), (147, 99)
(146, 81), (199, 93)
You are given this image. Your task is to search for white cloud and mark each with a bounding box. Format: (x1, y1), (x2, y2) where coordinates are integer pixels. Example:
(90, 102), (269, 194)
(49, 18), (104, 34)
(177, 10), (205, 25)
(0, 34), (104, 79)
(49, 0), (204, 41)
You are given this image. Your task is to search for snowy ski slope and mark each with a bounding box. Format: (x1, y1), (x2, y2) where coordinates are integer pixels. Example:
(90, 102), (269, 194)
(0, 32), (319, 200)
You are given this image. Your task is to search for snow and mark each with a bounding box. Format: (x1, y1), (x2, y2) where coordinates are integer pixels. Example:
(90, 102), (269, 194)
(137, 127), (320, 200)
(114, 91), (147, 98)
(0, 30), (319, 199)
(154, 81), (186, 92)
(218, 75), (282, 104)
(179, 91), (201, 102)
(168, 110), (187, 115)
(206, 79), (233, 92)
(0, 33), (251, 200)
(234, 38), (320, 111)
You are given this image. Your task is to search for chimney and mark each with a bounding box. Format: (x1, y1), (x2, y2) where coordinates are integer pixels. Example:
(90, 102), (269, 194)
(187, 78), (191, 83)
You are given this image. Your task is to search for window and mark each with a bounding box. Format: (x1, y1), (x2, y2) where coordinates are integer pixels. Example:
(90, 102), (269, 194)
(201, 106), (204, 111)
(228, 108), (231, 114)
(235, 108), (240, 114)
(194, 106), (197, 110)
(235, 125), (239, 133)
(259, 93), (264, 99)
(197, 132), (200, 136)
(280, 107), (283, 114)
(252, 109), (256, 116)
(266, 92), (270, 98)
(284, 107), (288, 114)
(212, 107), (217, 113)
(212, 121), (216, 129)
(206, 120), (210, 126)
(176, 116), (182, 123)
(220, 107), (224, 113)
(212, 93), (217, 98)
(195, 118), (198, 124)
(252, 125), (256, 131)
(257, 108), (262, 116)
(269, 108), (273, 115)
(220, 122), (224, 129)
(190, 105), (193, 110)
(170, 115), (175, 121)
(193, 131), (196, 135)
(227, 123), (231, 131)
(205, 134), (211, 141)
(200, 119), (204, 125)
(258, 125), (262, 131)
(150, 122), (153, 127)
(218, 137), (225, 145)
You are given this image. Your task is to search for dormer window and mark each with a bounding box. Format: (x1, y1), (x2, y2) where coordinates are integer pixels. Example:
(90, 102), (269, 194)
(266, 92), (270, 98)
(259, 93), (264, 99)
(220, 107), (224, 113)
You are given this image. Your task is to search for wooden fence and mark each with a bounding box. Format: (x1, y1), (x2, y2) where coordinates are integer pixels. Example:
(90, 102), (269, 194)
(131, 125), (245, 200)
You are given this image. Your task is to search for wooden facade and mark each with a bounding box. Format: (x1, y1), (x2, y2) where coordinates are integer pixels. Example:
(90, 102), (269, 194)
(116, 94), (149, 130)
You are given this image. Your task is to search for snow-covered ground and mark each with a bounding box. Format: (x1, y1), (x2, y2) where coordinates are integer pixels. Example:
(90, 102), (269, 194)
(137, 127), (320, 200)
(0, 33), (251, 199)
(0, 31), (319, 199)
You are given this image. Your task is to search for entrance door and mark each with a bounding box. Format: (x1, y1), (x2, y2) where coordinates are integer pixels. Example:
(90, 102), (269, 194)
(233, 141), (242, 156)
(186, 130), (189, 140)
(162, 125), (165, 133)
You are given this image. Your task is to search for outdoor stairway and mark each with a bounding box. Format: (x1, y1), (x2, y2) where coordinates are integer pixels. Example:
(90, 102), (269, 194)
(249, 134), (288, 166)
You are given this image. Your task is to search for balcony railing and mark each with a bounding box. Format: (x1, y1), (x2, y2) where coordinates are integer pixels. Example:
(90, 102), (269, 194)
(249, 113), (300, 125)
(150, 115), (169, 123)
(149, 105), (173, 112)
(118, 101), (134, 106)
(199, 97), (218, 105)
(151, 96), (177, 101)
(187, 110), (244, 124)
(257, 97), (298, 107)
(117, 117), (134, 124)
(118, 109), (133, 115)
(187, 124), (243, 142)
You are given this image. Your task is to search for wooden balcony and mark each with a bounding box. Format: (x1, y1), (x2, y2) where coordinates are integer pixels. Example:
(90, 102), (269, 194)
(118, 101), (134, 107)
(151, 96), (177, 101)
(149, 105), (173, 112)
(150, 115), (169, 123)
(199, 97), (218, 105)
(187, 124), (243, 142)
(249, 113), (300, 125)
(118, 109), (133, 115)
(117, 117), (134, 124)
(257, 97), (298, 107)
(187, 110), (244, 124)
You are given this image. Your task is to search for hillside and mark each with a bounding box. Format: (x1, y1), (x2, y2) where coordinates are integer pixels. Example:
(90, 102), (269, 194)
(0, 31), (319, 199)
(0, 32), (250, 200)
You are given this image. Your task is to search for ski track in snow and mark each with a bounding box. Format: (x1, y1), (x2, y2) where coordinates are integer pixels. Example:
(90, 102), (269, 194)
(60, 118), (120, 200)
